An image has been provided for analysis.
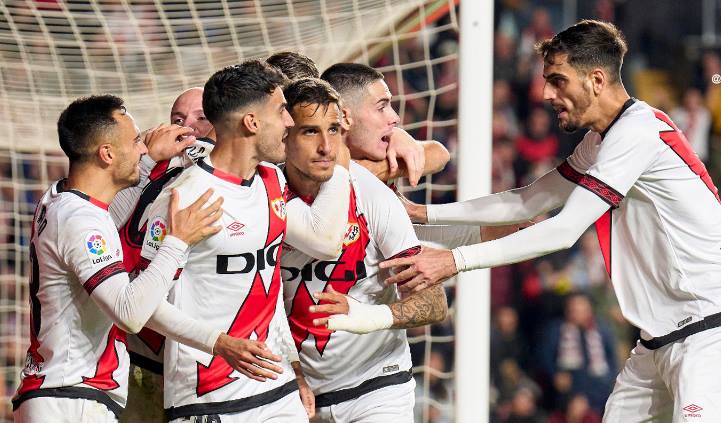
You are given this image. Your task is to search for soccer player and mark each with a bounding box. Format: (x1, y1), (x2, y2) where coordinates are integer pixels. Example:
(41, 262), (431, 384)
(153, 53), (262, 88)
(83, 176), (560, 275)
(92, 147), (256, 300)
(12, 95), (225, 422)
(279, 77), (449, 423)
(266, 53), (451, 185)
(169, 87), (213, 138)
(118, 87), (216, 423)
(383, 20), (721, 421)
(139, 61), (352, 422)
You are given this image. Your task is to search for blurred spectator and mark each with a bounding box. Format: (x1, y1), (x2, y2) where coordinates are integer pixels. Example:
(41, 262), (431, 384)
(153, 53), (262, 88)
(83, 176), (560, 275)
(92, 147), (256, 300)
(493, 80), (521, 140)
(670, 88), (711, 162)
(567, 230), (609, 292)
(702, 52), (721, 136)
(504, 387), (546, 423)
(494, 359), (542, 406)
(539, 294), (617, 414)
(548, 394), (602, 423)
(514, 107), (559, 180)
(491, 307), (529, 373)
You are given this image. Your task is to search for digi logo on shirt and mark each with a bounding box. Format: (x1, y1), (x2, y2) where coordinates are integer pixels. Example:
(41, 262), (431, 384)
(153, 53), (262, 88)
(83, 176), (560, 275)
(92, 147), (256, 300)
(85, 231), (114, 265)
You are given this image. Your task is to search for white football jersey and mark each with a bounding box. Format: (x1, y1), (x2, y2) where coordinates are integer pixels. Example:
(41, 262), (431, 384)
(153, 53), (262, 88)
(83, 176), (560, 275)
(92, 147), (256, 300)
(14, 181), (129, 416)
(281, 161), (420, 395)
(558, 99), (721, 338)
(119, 138), (214, 372)
(140, 158), (297, 420)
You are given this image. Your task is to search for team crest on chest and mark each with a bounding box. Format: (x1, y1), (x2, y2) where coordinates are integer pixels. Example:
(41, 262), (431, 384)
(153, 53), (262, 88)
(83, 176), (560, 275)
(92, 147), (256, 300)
(271, 197), (286, 221)
(344, 222), (360, 246)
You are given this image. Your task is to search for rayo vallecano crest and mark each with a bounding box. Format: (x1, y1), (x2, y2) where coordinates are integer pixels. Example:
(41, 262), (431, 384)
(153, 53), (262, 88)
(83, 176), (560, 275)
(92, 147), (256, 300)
(271, 197), (287, 220)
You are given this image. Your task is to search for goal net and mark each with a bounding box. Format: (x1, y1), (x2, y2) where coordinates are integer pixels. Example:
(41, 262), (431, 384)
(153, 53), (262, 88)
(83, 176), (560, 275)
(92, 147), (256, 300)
(0, 1), (462, 421)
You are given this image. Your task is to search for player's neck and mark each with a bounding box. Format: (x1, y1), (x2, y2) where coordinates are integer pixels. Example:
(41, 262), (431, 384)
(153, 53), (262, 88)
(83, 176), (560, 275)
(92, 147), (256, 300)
(590, 86), (631, 134)
(285, 164), (321, 199)
(65, 163), (122, 205)
(208, 135), (259, 181)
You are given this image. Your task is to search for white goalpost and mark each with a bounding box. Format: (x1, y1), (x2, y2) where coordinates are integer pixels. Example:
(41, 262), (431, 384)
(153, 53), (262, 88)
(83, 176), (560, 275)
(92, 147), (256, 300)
(455, 1), (492, 422)
(0, 1), (491, 421)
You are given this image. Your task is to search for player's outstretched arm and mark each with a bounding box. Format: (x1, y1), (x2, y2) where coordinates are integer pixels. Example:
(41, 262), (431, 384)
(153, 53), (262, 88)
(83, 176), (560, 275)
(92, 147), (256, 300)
(309, 284), (447, 333)
(145, 300), (284, 382)
(285, 164), (352, 260)
(403, 168), (576, 225)
(381, 187), (610, 292)
(84, 189), (222, 333)
(356, 128), (450, 186)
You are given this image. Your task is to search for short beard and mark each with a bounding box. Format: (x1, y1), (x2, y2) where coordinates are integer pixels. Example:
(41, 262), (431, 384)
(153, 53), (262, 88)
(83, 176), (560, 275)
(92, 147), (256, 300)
(560, 89), (592, 134)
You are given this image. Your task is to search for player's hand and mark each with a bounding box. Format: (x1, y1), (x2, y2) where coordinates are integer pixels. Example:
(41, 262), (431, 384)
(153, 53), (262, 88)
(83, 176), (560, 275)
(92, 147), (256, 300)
(397, 193), (428, 223)
(293, 362), (315, 418)
(387, 127), (425, 187)
(143, 123), (196, 162)
(380, 246), (457, 292)
(310, 285), (350, 326)
(311, 286), (393, 334)
(213, 333), (283, 382)
(167, 188), (223, 245)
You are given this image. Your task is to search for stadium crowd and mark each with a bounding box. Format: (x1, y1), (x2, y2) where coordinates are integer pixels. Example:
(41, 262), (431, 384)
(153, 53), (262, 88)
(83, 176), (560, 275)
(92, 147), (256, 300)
(0, 1), (720, 422)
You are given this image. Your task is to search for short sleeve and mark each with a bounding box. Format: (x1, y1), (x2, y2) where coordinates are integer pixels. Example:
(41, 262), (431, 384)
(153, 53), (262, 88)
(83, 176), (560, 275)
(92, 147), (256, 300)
(353, 164), (420, 258)
(559, 123), (662, 209)
(61, 215), (126, 295)
(585, 127), (661, 198)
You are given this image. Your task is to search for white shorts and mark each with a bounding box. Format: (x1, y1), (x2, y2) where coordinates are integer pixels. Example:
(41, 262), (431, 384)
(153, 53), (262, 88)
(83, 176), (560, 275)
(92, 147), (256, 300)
(311, 379), (415, 423)
(169, 389), (308, 423)
(604, 326), (721, 423)
(14, 396), (117, 423)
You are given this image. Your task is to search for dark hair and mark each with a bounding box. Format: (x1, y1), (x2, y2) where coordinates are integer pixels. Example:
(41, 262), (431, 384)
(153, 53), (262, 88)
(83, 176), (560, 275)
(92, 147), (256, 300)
(266, 51), (320, 80)
(203, 60), (287, 126)
(57, 95), (125, 162)
(320, 63), (384, 100)
(284, 78), (341, 115)
(535, 19), (628, 83)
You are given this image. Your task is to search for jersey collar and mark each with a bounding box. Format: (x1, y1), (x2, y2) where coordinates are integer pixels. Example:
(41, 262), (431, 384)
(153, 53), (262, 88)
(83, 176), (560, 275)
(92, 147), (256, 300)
(197, 158), (254, 186)
(56, 179), (110, 211)
(600, 97), (636, 139)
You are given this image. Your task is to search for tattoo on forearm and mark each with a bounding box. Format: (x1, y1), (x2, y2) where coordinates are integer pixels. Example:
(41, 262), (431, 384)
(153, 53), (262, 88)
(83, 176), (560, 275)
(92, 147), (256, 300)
(390, 284), (448, 329)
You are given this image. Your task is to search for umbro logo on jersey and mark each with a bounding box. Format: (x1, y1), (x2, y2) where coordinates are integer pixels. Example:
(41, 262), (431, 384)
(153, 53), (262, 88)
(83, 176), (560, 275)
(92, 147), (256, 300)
(271, 197), (286, 220)
(226, 221), (245, 237)
(344, 222), (360, 246)
(683, 404), (703, 418)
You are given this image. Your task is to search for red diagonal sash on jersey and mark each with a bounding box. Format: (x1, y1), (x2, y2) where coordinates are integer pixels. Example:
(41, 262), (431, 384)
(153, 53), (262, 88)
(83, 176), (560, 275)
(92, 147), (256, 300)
(288, 187), (370, 355)
(653, 109), (721, 203)
(196, 166), (287, 396)
(82, 325), (128, 390)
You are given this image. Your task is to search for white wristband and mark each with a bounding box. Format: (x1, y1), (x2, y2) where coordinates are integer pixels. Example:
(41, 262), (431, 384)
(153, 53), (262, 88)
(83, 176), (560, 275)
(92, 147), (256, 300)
(451, 247), (466, 272)
(326, 297), (394, 334)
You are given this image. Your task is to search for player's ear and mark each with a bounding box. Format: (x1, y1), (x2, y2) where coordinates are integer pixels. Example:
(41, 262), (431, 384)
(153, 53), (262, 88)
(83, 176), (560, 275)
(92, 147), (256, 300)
(590, 68), (606, 96)
(242, 112), (259, 135)
(341, 107), (353, 131)
(97, 143), (114, 166)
